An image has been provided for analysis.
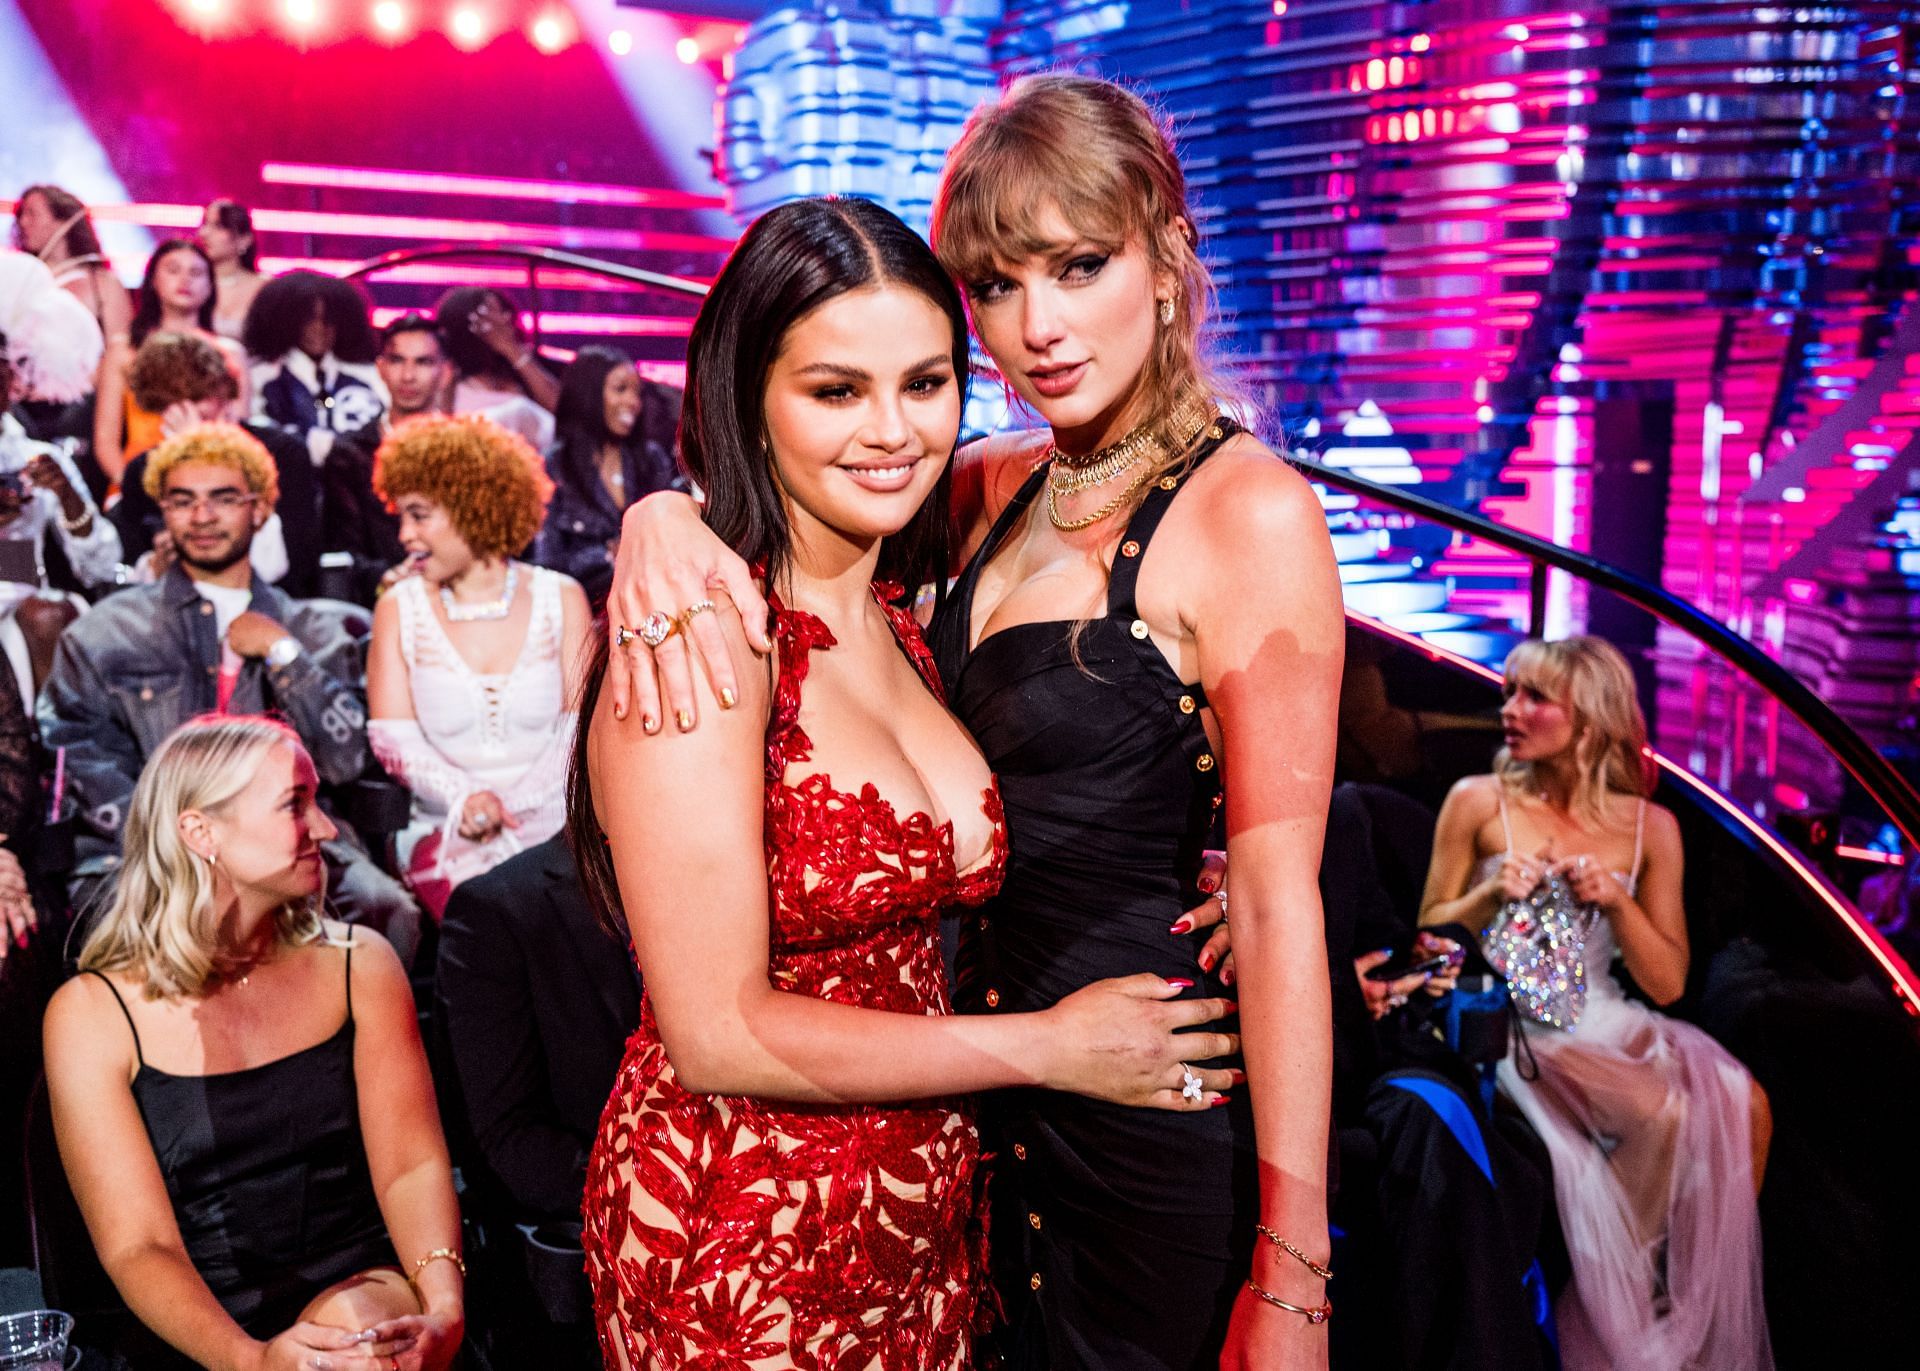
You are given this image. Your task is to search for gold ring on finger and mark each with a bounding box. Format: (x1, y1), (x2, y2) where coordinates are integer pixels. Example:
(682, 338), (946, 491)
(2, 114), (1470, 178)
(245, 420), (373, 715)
(639, 610), (681, 648)
(614, 624), (637, 648)
(680, 598), (717, 627)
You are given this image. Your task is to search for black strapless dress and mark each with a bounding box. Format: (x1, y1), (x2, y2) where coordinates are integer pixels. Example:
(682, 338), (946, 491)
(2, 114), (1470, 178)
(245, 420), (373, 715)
(925, 423), (1257, 1371)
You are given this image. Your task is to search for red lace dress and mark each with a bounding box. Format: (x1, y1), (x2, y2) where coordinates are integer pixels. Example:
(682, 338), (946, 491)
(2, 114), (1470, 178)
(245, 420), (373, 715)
(583, 585), (1007, 1371)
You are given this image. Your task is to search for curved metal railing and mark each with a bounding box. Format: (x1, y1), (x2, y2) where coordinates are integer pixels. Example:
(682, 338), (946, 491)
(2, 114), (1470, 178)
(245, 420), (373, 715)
(1291, 453), (1920, 856)
(340, 244), (710, 349)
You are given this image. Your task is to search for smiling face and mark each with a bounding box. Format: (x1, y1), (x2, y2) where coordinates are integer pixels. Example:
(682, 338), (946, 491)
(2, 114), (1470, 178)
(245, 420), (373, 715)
(602, 363), (641, 439)
(960, 202), (1171, 453)
(394, 491), (476, 584)
(153, 246), (213, 318)
(159, 459), (265, 576)
(187, 739), (336, 909)
(761, 284), (959, 566)
(1500, 676), (1578, 764)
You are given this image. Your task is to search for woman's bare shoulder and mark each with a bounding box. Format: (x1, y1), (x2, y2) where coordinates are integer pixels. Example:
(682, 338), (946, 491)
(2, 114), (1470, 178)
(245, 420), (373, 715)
(959, 429), (1049, 509)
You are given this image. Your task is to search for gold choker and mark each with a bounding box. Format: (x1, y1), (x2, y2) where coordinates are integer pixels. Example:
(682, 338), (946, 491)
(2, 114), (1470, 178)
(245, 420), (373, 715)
(1045, 398), (1215, 530)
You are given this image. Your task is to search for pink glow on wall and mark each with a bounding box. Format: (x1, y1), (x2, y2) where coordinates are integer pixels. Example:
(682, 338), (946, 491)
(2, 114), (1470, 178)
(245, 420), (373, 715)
(260, 161), (726, 212)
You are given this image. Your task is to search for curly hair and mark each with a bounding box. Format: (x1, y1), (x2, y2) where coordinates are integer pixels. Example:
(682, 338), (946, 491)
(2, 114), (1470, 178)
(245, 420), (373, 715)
(142, 422), (280, 509)
(128, 331), (239, 412)
(241, 271), (378, 364)
(372, 413), (553, 559)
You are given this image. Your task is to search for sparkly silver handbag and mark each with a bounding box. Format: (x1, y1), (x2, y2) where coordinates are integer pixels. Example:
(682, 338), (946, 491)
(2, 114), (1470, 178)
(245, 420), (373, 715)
(1480, 871), (1597, 1031)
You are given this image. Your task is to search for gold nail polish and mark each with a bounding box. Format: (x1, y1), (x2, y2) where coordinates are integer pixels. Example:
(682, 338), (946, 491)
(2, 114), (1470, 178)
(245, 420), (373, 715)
(719, 686), (737, 709)
(676, 709), (694, 731)
(641, 714), (659, 734)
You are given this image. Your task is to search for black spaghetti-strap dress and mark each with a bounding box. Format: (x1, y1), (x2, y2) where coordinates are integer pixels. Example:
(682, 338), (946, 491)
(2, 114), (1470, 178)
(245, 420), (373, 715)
(87, 933), (395, 1356)
(925, 422), (1256, 1370)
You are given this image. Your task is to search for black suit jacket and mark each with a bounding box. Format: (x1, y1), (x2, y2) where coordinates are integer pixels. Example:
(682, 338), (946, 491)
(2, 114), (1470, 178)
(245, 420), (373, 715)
(432, 835), (641, 1222)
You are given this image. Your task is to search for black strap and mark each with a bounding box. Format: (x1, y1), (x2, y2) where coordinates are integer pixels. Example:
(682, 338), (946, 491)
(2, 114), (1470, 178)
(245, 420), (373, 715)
(1106, 417), (1241, 621)
(85, 969), (145, 1068)
(343, 926), (355, 1023)
(977, 463), (1046, 574)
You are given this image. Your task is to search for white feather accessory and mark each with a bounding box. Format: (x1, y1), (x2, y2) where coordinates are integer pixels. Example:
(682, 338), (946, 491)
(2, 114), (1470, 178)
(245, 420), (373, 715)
(0, 250), (104, 403)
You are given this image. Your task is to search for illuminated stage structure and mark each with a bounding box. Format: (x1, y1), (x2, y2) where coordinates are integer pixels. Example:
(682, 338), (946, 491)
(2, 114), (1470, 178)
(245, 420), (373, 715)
(718, 0), (1920, 826)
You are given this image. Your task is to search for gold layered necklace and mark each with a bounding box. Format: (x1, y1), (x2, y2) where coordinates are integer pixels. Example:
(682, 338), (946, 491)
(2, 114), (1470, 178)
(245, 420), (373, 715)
(1044, 397), (1213, 531)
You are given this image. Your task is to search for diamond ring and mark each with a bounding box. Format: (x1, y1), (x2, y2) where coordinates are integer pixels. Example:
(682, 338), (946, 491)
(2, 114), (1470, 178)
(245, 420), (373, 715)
(613, 624), (636, 648)
(1181, 1064), (1204, 1102)
(680, 598), (717, 625)
(638, 611), (681, 648)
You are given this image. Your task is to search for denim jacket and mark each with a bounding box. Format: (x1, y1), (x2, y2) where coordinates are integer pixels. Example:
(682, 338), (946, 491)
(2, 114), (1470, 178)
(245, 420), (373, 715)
(36, 564), (371, 878)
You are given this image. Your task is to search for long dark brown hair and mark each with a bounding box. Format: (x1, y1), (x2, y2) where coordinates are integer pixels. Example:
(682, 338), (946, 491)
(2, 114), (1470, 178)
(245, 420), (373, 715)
(566, 196), (971, 933)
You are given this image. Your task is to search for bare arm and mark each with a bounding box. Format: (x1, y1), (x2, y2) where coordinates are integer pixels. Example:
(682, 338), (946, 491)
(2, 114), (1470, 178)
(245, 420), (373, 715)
(348, 930), (465, 1343)
(556, 574), (592, 706)
(1562, 805), (1689, 1005)
(592, 603), (1233, 1107)
(365, 593), (415, 723)
(1188, 452), (1339, 1367)
(1418, 776), (1524, 932)
(92, 345), (131, 483)
(44, 979), (368, 1371)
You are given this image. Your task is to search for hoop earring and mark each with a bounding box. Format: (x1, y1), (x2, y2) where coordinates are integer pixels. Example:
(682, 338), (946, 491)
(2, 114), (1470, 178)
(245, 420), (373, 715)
(1158, 298), (1176, 327)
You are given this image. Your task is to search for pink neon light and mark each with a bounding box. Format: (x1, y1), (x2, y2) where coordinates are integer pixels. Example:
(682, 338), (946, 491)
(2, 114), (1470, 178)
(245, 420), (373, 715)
(260, 257), (715, 292)
(369, 307), (692, 338)
(1343, 609), (1920, 1015)
(260, 162), (727, 213)
(1836, 845), (1908, 866)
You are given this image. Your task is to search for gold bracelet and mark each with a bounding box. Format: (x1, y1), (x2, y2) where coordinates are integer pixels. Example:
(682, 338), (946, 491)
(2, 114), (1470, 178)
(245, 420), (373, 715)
(409, 1247), (466, 1283)
(1254, 1224), (1334, 1281)
(1246, 1279), (1331, 1324)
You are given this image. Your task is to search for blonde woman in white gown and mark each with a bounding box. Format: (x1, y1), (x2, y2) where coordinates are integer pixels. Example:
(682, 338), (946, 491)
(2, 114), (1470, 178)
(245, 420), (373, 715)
(1420, 635), (1773, 1371)
(366, 415), (589, 917)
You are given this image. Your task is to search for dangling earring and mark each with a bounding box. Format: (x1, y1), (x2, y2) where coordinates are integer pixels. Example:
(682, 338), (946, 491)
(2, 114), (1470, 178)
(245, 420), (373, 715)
(1158, 298), (1176, 327)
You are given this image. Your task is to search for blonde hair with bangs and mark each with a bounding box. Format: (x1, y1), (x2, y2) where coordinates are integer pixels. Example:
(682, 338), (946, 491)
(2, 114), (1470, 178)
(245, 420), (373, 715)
(1496, 636), (1654, 828)
(932, 72), (1242, 467)
(79, 716), (325, 999)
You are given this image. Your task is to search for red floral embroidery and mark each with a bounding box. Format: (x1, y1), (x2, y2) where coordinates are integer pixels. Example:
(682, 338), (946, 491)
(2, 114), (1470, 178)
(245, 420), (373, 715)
(583, 584), (1006, 1370)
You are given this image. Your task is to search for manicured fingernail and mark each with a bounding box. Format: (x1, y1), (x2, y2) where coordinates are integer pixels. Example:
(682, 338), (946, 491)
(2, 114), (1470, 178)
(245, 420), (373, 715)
(1211, 1093), (1232, 1107)
(1197, 949), (1215, 972)
(675, 709), (694, 731)
(642, 714), (659, 734)
(613, 702), (627, 720)
(1169, 917), (1192, 935)
(1165, 978), (1193, 991)
(1221, 965), (1235, 986)
(719, 686), (737, 709)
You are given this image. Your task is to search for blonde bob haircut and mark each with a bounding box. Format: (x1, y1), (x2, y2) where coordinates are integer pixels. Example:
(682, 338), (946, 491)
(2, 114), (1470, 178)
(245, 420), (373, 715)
(931, 72), (1240, 459)
(78, 715), (325, 999)
(1495, 636), (1656, 828)
(142, 421), (280, 510)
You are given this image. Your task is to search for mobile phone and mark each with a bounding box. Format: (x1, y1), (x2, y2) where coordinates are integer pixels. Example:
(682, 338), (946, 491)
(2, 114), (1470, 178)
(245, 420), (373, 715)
(1364, 950), (1452, 983)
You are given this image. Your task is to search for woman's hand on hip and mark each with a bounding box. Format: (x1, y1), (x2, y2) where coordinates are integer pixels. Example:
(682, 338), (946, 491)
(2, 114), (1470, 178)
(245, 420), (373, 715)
(1220, 1282), (1329, 1371)
(605, 490), (769, 732)
(1039, 973), (1242, 1110)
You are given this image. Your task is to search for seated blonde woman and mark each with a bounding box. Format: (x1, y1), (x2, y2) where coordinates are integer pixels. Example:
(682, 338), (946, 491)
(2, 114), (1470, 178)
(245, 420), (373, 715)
(1420, 636), (1772, 1371)
(368, 414), (589, 918)
(42, 715), (464, 1371)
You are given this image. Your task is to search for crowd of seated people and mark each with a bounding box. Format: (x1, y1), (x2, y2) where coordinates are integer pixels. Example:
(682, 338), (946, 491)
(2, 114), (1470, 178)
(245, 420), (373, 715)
(0, 183), (1812, 1370)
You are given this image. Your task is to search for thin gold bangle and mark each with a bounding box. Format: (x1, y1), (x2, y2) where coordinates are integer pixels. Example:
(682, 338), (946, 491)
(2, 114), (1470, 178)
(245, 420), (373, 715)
(1246, 1279), (1331, 1324)
(409, 1247), (466, 1283)
(1254, 1224), (1334, 1281)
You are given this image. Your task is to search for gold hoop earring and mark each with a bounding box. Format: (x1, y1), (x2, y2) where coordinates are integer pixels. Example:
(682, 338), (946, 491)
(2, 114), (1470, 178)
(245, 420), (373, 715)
(1158, 298), (1175, 327)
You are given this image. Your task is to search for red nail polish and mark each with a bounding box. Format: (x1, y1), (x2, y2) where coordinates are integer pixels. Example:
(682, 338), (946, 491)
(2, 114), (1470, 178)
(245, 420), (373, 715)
(1211, 1094), (1232, 1107)
(1198, 950), (1215, 972)
(1221, 966), (1235, 987)
(1169, 918), (1192, 935)
(1165, 978), (1193, 992)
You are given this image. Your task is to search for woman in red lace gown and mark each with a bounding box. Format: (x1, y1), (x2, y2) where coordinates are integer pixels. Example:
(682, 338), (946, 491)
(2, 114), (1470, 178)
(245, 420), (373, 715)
(566, 199), (1241, 1371)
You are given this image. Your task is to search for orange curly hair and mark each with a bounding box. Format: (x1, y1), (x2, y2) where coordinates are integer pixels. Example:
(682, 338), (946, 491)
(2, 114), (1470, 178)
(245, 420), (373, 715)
(372, 413), (553, 560)
(143, 423), (279, 508)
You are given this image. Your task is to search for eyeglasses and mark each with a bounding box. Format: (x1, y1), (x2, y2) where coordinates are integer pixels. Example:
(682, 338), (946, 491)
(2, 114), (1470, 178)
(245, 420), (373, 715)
(158, 490), (256, 514)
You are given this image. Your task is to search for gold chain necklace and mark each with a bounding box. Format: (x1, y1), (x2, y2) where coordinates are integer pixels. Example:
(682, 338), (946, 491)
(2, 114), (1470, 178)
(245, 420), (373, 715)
(1044, 398), (1215, 531)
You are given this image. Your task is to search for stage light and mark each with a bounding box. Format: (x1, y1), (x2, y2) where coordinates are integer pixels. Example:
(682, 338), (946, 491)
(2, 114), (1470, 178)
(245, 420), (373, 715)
(608, 28), (633, 56)
(370, 1), (407, 37)
(1271, 1), (1287, 14)
(283, 0), (320, 28)
(675, 37), (701, 64)
(530, 12), (569, 53)
(448, 6), (487, 49)
(187, 0), (224, 15)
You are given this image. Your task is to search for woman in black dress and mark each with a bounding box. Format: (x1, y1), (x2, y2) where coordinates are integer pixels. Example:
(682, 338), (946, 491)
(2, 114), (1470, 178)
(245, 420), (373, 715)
(601, 74), (1341, 1371)
(532, 346), (683, 603)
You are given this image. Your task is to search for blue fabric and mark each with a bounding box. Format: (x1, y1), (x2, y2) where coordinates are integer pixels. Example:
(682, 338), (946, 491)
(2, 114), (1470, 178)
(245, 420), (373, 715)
(1385, 1074), (1494, 1185)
